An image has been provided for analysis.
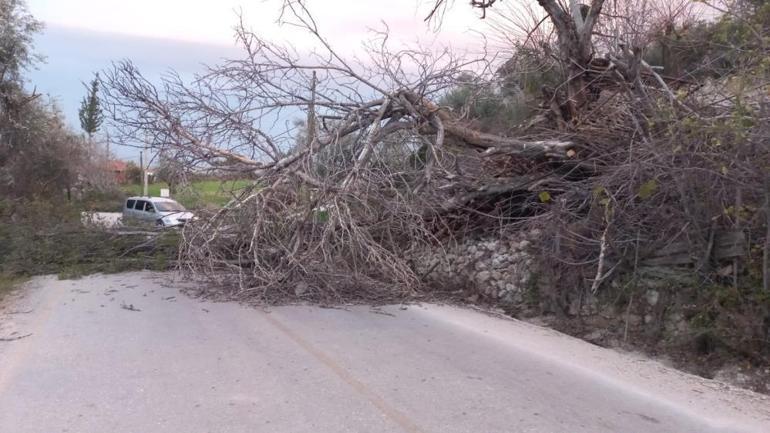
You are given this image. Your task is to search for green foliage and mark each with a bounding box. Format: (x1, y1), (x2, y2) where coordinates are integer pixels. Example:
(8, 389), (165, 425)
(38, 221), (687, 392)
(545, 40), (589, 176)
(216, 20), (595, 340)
(76, 188), (127, 212)
(1, 98), (91, 199)
(2, 1), (94, 201)
(0, 0), (43, 86)
(124, 161), (142, 184)
(644, 2), (770, 80)
(154, 154), (186, 192)
(441, 44), (562, 129)
(637, 180), (658, 200)
(121, 179), (252, 208)
(686, 281), (770, 358)
(440, 73), (534, 132)
(500, 45), (563, 96)
(78, 73), (103, 138)
(0, 272), (27, 301)
(0, 199), (179, 280)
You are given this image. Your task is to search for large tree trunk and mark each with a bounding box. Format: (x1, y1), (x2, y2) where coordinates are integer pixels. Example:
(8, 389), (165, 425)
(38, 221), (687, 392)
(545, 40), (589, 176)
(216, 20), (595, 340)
(536, 0), (605, 120)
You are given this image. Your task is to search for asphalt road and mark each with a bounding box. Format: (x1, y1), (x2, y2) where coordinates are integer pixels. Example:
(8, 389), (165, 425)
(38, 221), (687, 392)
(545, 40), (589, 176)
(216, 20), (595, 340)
(1, 272), (768, 433)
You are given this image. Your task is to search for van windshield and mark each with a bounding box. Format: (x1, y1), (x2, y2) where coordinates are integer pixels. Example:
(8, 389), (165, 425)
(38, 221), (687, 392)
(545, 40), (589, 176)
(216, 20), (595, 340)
(155, 201), (186, 212)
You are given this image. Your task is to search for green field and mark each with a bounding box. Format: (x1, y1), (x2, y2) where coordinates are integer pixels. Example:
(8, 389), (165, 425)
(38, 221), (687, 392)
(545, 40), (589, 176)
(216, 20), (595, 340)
(122, 179), (253, 209)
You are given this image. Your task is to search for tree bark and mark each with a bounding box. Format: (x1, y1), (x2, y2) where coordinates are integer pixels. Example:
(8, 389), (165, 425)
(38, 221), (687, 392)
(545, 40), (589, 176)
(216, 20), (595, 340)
(536, 0), (605, 119)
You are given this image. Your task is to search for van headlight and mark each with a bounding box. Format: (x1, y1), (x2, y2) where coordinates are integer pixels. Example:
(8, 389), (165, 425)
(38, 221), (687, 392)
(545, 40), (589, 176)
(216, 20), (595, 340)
(162, 216), (175, 226)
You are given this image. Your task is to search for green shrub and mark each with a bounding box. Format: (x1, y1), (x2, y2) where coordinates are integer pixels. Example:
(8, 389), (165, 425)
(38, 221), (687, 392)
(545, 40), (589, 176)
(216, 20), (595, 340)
(0, 199), (179, 280)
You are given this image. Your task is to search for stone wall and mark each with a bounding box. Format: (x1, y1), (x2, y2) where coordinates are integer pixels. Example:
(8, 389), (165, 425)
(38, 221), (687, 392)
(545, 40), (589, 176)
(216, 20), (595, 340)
(416, 231), (539, 303)
(416, 233), (694, 344)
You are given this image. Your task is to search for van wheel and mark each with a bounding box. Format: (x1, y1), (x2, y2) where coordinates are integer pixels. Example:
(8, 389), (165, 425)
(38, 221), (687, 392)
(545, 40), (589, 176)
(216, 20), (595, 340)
(156, 220), (165, 227)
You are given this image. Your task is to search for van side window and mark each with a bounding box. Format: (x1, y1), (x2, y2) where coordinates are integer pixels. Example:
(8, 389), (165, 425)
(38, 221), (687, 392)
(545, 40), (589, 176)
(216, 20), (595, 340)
(126, 199), (136, 209)
(134, 200), (145, 210)
(145, 202), (155, 212)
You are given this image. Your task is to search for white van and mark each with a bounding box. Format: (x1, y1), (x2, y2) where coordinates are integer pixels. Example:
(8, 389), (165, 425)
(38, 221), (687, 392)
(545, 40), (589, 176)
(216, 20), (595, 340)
(122, 196), (194, 227)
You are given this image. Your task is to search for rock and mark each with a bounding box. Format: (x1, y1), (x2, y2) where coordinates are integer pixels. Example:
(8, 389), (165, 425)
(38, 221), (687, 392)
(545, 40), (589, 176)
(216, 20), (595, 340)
(475, 271), (491, 284)
(645, 289), (660, 306)
(664, 312), (688, 335)
(413, 235), (535, 302)
(625, 314), (643, 326)
(714, 365), (753, 388)
(568, 299), (581, 316)
(294, 281), (310, 296)
(585, 329), (607, 342)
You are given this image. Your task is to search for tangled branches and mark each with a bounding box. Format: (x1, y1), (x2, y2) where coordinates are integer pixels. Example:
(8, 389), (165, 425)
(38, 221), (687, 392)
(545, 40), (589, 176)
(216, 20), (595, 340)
(102, 1), (770, 315)
(102, 6), (572, 303)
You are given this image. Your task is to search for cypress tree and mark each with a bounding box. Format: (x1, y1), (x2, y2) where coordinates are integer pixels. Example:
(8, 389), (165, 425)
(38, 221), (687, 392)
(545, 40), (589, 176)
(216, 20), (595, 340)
(78, 73), (103, 139)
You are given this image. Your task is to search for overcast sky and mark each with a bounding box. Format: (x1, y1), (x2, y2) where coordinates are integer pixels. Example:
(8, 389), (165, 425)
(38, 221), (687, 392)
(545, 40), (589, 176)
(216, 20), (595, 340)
(25, 0), (492, 161)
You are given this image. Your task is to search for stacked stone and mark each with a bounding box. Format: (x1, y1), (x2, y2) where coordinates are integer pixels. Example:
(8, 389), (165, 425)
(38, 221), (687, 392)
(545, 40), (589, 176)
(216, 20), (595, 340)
(418, 231), (539, 303)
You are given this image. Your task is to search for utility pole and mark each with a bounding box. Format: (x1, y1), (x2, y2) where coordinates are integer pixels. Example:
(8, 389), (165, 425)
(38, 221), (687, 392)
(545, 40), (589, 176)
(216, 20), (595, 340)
(140, 140), (150, 196)
(105, 130), (111, 160)
(143, 169), (149, 197)
(139, 150), (148, 197)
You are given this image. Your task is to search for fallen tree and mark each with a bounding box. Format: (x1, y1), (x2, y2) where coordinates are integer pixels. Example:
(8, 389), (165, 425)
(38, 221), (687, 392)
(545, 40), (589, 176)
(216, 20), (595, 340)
(100, 0), (770, 390)
(101, 3), (587, 302)
(102, 1), (769, 311)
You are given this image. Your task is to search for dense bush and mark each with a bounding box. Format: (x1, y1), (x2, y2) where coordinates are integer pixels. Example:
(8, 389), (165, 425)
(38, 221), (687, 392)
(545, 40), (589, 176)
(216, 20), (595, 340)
(0, 199), (178, 279)
(440, 73), (536, 133)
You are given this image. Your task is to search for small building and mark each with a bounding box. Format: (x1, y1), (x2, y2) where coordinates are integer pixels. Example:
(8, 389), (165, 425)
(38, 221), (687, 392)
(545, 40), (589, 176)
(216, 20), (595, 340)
(107, 160), (129, 184)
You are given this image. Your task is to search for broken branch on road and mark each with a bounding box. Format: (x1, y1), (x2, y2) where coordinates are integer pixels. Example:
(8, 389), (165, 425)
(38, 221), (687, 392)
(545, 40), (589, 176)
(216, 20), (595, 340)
(0, 333), (32, 342)
(120, 302), (141, 312)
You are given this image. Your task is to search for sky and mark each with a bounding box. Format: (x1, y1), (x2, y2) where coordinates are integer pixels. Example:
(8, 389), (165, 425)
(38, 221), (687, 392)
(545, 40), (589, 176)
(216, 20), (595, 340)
(24, 0), (493, 161)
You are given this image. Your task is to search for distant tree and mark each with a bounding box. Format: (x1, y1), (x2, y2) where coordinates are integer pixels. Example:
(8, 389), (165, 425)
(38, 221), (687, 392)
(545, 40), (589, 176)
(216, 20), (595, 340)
(0, 0), (43, 91)
(155, 153), (187, 194)
(5, 98), (90, 200)
(124, 161), (142, 185)
(78, 73), (103, 139)
(426, 0), (606, 119)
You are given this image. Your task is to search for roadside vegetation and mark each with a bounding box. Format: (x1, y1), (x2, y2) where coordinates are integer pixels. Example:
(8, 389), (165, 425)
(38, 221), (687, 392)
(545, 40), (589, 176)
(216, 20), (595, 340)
(120, 179), (252, 209)
(0, 200), (179, 285)
(0, 273), (26, 302)
(0, 0), (176, 288)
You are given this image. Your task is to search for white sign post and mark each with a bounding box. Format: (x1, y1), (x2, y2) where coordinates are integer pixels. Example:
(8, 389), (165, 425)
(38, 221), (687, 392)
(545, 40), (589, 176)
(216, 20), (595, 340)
(160, 188), (170, 198)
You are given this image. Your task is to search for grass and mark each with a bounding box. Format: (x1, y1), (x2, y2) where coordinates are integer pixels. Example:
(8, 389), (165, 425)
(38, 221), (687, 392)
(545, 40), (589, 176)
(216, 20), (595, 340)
(0, 273), (28, 302)
(122, 179), (253, 209)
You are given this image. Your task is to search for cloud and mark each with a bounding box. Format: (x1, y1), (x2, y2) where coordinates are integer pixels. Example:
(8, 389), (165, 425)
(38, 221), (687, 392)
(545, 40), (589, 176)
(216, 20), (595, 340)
(26, 25), (243, 160)
(24, 1), (495, 160)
